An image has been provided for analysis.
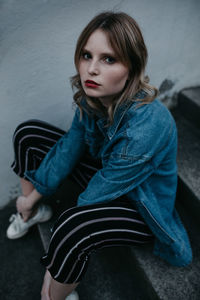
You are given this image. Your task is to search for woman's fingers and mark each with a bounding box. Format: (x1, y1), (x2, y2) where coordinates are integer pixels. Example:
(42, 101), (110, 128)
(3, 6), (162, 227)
(21, 210), (33, 222)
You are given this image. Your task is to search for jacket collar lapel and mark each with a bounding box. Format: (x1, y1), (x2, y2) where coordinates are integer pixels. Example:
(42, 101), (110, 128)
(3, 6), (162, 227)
(97, 90), (146, 140)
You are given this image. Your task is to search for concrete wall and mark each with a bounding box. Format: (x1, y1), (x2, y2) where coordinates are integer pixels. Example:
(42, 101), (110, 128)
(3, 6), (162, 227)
(0, 0), (200, 208)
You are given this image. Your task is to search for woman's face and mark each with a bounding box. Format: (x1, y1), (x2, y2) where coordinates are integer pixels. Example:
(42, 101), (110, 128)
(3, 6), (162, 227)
(78, 29), (129, 107)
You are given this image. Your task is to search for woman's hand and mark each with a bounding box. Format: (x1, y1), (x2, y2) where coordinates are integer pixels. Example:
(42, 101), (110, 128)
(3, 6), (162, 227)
(41, 270), (52, 300)
(16, 195), (34, 221)
(16, 189), (43, 222)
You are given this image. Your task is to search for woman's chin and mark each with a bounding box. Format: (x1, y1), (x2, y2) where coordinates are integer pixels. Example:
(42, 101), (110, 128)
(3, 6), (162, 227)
(84, 91), (101, 98)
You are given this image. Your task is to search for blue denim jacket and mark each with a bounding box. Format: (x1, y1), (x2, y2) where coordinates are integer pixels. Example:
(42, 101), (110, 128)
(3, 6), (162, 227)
(25, 91), (192, 267)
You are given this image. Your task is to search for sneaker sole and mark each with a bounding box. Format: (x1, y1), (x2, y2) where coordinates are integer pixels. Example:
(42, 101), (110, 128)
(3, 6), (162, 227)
(6, 228), (29, 239)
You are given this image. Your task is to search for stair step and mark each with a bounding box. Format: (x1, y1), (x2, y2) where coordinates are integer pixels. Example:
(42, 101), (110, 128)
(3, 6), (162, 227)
(172, 108), (200, 221)
(178, 87), (200, 129)
(130, 203), (200, 300)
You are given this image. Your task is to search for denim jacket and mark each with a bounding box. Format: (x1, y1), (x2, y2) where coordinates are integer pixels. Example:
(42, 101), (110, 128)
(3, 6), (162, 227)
(25, 91), (192, 267)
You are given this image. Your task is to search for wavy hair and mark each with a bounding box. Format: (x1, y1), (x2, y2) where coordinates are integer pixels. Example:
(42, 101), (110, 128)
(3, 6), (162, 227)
(71, 11), (158, 124)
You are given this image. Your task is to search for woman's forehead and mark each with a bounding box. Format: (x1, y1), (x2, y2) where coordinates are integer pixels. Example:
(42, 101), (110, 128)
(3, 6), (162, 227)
(84, 30), (114, 51)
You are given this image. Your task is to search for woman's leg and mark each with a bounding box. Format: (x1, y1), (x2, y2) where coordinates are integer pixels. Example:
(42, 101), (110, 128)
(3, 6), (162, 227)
(41, 270), (79, 300)
(11, 119), (66, 217)
(11, 119), (66, 181)
(20, 178), (34, 197)
(50, 278), (79, 300)
(7, 120), (67, 238)
(11, 119), (66, 209)
(41, 199), (154, 298)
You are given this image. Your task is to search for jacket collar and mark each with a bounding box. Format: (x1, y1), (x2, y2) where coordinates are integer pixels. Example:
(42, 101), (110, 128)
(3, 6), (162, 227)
(96, 90), (146, 139)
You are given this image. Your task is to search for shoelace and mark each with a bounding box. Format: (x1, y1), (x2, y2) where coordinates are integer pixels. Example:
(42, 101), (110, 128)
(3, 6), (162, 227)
(9, 213), (24, 229)
(9, 213), (19, 223)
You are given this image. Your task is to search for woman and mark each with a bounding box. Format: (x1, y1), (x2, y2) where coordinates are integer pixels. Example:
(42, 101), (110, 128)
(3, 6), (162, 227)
(7, 11), (192, 300)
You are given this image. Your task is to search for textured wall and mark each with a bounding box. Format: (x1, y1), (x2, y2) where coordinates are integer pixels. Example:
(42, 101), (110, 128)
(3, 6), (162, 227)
(0, 0), (200, 207)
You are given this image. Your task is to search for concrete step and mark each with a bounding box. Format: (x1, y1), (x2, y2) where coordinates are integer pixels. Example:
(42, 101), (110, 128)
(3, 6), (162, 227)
(178, 87), (200, 129)
(130, 202), (200, 300)
(172, 108), (200, 221)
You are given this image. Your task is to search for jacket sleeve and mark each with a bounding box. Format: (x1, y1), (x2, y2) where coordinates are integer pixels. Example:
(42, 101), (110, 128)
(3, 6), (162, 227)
(25, 108), (85, 195)
(77, 153), (155, 206)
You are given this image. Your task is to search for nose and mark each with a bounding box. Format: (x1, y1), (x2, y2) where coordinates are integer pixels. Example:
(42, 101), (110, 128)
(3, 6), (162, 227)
(87, 59), (99, 75)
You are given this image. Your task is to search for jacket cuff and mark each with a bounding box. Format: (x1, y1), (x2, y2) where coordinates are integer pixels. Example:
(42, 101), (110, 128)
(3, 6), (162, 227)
(25, 170), (56, 196)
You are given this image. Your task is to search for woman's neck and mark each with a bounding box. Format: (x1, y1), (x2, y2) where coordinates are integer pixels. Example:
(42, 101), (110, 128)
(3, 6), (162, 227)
(98, 97), (113, 108)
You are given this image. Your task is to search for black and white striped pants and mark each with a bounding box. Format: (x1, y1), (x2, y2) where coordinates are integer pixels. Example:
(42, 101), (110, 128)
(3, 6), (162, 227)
(11, 119), (154, 284)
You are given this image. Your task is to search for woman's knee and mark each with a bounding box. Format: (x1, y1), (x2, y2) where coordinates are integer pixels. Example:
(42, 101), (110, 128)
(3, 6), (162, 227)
(13, 119), (41, 137)
(50, 206), (94, 255)
(52, 206), (83, 236)
(12, 119), (44, 147)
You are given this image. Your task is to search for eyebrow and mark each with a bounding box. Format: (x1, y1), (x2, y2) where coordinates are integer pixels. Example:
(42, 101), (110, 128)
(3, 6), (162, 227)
(82, 48), (116, 57)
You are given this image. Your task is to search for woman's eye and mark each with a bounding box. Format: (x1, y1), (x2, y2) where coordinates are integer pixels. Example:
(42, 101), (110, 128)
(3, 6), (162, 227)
(82, 52), (91, 60)
(104, 56), (116, 64)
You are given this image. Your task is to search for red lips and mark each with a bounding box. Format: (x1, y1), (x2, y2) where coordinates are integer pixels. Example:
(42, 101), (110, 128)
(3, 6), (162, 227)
(85, 80), (100, 88)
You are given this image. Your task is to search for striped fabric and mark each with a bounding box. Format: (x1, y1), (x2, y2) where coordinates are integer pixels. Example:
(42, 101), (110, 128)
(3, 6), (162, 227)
(11, 119), (154, 284)
(41, 201), (154, 283)
(11, 119), (65, 177)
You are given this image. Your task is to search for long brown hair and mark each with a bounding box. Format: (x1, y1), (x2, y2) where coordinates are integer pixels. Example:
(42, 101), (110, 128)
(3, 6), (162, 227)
(71, 11), (158, 123)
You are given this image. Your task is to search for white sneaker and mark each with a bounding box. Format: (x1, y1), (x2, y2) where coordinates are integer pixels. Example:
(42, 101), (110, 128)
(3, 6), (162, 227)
(6, 204), (53, 239)
(65, 291), (79, 300)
